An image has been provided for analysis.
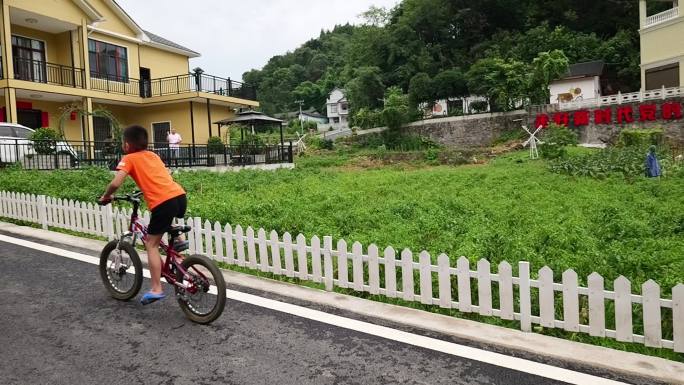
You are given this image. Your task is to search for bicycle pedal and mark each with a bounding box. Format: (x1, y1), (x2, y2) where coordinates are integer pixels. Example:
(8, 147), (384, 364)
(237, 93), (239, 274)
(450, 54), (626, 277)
(173, 241), (189, 252)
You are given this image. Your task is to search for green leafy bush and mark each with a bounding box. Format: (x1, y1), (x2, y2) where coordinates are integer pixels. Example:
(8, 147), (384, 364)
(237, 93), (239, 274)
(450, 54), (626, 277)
(29, 127), (61, 155)
(549, 146), (670, 179)
(207, 136), (224, 154)
(469, 100), (489, 114)
(353, 107), (383, 129)
(539, 124), (578, 159)
(618, 128), (664, 148)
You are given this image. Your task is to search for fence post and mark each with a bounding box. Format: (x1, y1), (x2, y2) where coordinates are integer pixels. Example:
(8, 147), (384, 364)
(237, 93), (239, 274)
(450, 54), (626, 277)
(519, 261), (532, 332)
(674, 284), (684, 353)
(323, 236), (333, 291)
(37, 195), (48, 230)
(662, 85), (666, 100)
(103, 203), (114, 240)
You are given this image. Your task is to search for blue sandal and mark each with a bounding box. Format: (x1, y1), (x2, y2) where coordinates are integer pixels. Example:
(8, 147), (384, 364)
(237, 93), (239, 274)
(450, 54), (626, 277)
(140, 291), (166, 305)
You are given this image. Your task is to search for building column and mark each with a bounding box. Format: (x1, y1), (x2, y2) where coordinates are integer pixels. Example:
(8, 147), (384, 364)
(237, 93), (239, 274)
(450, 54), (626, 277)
(206, 99), (212, 138)
(4, 87), (17, 123)
(79, 20), (91, 89)
(639, 0), (648, 28)
(0, 1), (14, 80)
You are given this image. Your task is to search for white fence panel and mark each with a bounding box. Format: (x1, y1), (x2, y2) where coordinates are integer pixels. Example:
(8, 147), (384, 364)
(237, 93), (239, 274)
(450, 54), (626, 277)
(437, 254), (452, 309)
(401, 249), (414, 302)
(419, 251), (432, 305)
(0, 191), (682, 352)
(477, 259), (492, 316)
(643, 280), (662, 348)
(457, 257), (471, 313)
(614, 276), (633, 343)
(352, 242), (364, 291)
(562, 269), (580, 332)
(368, 244), (380, 295)
(588, 273), (606, 337)
(498, 262), (514, 320)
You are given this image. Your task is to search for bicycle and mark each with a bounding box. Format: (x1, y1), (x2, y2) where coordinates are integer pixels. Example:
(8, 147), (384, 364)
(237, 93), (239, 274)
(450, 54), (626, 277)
(98, 191), (226, 324)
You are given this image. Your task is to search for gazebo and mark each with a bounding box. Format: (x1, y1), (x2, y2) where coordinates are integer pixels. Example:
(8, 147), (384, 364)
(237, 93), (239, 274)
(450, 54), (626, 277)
(213, 110), (286, 164)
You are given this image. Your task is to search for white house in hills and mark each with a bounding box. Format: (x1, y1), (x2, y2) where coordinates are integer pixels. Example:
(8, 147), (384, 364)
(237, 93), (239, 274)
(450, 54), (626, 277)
(326, 88), (350, 130)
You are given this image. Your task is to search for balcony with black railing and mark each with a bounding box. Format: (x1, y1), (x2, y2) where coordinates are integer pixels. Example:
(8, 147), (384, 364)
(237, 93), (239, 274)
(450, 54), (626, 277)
(13, 57), (85, 88)
(91, 71), (257, 101)
(9, 58), (257, 102)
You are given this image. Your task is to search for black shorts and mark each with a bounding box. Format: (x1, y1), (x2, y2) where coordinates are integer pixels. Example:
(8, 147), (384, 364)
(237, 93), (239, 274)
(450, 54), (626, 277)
(148, 194), (187, 235)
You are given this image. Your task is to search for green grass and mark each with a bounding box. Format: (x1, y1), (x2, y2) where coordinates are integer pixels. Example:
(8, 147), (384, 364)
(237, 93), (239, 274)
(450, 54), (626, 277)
(1, 151), (683, 361)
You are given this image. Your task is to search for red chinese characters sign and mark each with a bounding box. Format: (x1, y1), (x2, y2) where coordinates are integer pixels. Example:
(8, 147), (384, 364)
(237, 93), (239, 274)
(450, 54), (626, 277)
(534, 102), (683, 129)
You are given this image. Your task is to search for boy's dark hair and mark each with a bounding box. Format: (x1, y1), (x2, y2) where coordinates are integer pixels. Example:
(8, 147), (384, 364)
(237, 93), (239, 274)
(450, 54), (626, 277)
(123, 125), (148, 152)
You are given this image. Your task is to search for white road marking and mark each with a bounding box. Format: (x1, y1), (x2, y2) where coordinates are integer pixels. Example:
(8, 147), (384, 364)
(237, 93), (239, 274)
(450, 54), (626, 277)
(0, 234), (629, 385)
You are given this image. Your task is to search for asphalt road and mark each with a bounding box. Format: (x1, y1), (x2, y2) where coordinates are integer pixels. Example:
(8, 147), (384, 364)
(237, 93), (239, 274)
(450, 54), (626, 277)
(0, 240), (575, 385)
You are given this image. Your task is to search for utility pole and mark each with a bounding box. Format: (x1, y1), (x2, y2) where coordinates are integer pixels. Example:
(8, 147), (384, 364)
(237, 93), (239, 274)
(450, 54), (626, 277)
(295, 100), (305, 133)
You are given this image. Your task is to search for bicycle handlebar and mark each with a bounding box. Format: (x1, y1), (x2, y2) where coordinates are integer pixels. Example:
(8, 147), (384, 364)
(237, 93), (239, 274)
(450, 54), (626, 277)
(97, 190), (142, 206)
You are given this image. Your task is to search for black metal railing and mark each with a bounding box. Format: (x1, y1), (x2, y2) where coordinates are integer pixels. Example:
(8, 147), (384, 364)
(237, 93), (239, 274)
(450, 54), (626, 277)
(11, 58), (256, 101)
(0, 140), (292, 170)
(90, 73), (141, 96)
(13, 57), (85, 88)
(149, 73), (257, 100)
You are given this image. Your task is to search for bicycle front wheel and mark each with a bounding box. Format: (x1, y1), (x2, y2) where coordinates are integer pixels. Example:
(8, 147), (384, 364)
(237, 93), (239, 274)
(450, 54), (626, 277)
(99, 240), (143, 301)
(175, 255), (226, 324)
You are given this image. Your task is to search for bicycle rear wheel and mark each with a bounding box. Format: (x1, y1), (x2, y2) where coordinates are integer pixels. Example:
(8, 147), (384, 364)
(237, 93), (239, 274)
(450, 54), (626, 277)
(99, 240), (143, 301)
(175, 255), (226, 324)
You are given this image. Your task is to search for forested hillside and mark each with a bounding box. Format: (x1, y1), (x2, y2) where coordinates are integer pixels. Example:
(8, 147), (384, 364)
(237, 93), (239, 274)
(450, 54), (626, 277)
(243, 0), (662, 116)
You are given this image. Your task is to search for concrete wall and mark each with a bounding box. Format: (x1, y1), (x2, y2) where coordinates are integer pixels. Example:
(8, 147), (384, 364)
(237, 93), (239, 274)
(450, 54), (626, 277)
(404, 110), (528, 148)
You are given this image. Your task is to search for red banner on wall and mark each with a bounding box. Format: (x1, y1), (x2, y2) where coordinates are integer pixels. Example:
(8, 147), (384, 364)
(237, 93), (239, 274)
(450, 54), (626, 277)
(534, 101), (683, 129)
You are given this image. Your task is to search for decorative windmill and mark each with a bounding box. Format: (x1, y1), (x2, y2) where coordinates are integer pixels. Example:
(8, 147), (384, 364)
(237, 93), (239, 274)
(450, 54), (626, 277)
(294, 132), (308, 155)
(522, 125), (544, 159)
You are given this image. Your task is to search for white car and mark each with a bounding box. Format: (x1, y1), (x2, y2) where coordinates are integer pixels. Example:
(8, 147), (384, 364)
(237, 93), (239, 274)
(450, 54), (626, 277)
(0, 123), (78, 164)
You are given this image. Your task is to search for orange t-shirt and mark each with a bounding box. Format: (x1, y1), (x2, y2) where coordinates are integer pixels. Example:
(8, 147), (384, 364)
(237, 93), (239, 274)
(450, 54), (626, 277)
(117, 151), (185, 210)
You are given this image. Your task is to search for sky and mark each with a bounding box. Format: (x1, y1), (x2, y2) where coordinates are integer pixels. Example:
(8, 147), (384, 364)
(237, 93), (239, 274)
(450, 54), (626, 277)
(116, 0), (400, 81)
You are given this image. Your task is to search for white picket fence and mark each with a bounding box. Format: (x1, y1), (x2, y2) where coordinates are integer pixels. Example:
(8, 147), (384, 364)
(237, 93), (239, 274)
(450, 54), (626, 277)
(0, 191), (682, 353)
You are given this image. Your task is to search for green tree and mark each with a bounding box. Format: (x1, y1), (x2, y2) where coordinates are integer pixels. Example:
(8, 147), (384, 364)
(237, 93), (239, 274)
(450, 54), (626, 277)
(466, 58), (529, 111)
(408, 72), (434, 107)
(433, 69), (468, 100)
(382, 86), (411, 130)
(345, 66), (386, 113)
(529, 50), (569, 104)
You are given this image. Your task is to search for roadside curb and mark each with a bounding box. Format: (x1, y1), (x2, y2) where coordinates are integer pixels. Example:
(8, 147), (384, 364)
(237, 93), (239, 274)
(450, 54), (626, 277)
(1, 221), (682, 384)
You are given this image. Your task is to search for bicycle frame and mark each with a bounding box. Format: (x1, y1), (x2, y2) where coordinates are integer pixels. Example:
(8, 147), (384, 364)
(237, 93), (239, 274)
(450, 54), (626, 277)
(118, 198), (206, 294)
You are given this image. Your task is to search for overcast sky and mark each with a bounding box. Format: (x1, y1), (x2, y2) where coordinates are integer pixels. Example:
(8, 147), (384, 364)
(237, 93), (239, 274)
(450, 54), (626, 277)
(116, 0), (400, 81)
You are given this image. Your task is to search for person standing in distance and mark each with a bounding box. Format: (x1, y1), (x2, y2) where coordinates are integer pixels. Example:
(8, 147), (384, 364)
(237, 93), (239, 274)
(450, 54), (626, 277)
(167, 128), (182, 159)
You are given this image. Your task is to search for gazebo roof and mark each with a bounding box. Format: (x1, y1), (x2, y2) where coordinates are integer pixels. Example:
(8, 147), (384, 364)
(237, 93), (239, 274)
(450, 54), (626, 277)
(214, 110), (283, 126)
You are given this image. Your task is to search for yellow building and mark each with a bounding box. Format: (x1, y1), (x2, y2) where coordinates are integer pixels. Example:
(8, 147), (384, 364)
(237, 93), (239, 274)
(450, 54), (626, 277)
(639, 0), (683, 90)
(0, 0), (258, 146)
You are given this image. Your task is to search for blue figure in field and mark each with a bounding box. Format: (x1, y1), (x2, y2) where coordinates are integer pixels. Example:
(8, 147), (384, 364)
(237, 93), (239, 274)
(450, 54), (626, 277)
(645, 145), (661, 178)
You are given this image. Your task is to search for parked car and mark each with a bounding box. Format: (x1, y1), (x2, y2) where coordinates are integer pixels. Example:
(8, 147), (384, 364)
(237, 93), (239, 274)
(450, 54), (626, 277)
(0, 123), (78, 164)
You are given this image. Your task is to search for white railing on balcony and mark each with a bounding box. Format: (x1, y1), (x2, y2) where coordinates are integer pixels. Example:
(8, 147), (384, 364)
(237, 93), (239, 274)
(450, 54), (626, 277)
(643, 7), (679, 28)
(551, 86), (684, 111)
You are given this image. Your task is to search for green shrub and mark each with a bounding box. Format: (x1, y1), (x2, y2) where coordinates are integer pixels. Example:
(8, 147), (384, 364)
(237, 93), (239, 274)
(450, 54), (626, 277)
(549, 146), (669, 179)
(469, 100), (488, 114)
(29, 127), (61, 155)
(425, 148), (439, 161)
(540, 124), (578, 159)
(207, 136), (224, 154)
(352, 108), (383, 129)
(319, 139), (334, 150)
(618, 128), (664, 148)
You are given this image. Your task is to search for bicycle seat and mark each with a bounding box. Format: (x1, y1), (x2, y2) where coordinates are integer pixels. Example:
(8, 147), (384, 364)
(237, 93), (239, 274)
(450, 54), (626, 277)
(168, 225), (192, 238)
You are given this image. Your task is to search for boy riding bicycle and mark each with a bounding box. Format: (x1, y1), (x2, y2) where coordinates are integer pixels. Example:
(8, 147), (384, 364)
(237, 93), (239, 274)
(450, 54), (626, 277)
(99, 125), (187, 305)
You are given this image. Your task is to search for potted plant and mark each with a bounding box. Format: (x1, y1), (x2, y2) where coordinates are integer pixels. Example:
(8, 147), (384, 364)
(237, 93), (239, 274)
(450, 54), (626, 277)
(207, 136), (226, 166)
(24, 128), (72, 170)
